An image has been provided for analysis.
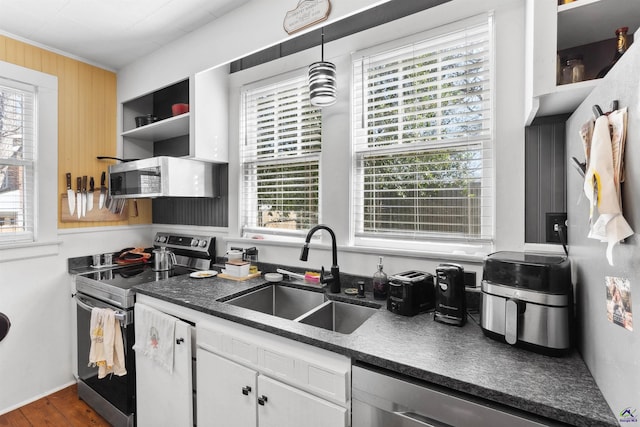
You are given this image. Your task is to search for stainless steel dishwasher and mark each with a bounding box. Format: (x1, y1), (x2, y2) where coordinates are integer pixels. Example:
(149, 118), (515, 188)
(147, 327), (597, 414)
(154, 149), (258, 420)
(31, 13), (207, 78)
(352, 364), (561, 427)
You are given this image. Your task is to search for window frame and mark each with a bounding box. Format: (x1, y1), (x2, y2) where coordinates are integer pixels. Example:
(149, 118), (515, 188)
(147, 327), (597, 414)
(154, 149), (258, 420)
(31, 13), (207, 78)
(350, 14), (495, 254)
(239, 69), (323, 241)
(0, 77), (37, 244)
(0, 60), (58, 259)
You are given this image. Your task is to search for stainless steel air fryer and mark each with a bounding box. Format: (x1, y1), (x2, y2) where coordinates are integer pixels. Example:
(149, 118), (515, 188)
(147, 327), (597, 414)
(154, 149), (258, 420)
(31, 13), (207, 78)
(434, 263), (466, 326)
(480, 252), (573, 357)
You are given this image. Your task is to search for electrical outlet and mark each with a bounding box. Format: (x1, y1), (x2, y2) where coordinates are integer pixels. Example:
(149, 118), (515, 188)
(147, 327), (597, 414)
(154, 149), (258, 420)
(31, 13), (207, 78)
(546, 212), (567, 243)
(464, 271), (477, 287)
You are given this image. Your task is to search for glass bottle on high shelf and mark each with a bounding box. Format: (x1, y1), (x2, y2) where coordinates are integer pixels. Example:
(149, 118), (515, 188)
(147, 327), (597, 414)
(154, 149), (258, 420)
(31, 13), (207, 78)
(596, 27), (629, 79)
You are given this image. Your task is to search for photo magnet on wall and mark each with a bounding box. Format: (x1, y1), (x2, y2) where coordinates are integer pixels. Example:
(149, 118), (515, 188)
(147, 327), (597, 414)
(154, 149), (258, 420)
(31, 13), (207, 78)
(606, 276), (633, 331)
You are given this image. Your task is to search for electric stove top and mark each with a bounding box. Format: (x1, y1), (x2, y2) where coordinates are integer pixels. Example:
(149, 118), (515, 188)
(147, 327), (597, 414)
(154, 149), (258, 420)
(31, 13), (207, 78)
(76, 263), (195, 309)
(75, 232), (216, 309)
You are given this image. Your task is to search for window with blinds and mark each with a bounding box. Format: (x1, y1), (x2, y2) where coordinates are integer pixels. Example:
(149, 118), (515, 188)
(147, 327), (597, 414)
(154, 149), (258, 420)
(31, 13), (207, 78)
(352, 17), (494, 245)
(240, 73), (322, 236)
(0, 79), (35, 243)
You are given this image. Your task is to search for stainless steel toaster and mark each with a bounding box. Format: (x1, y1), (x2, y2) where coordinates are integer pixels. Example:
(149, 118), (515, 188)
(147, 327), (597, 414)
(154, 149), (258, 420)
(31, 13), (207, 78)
(480, 252), (573, 356)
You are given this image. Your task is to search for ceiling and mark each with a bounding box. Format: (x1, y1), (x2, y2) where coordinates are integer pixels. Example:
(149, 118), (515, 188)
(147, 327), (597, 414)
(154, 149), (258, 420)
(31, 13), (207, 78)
(0, 0), (251, 70)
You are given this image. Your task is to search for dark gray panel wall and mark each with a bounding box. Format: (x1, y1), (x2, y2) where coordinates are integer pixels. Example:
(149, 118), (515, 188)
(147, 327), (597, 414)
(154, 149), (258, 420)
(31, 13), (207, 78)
(152, 163), (228, 226)
(525, 115), (569, 243)
(230, 0), (452, 73)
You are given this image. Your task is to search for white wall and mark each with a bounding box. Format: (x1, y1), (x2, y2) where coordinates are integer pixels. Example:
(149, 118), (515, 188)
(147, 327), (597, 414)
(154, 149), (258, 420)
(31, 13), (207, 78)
(0, 227), (152, 414)
(566, 41), (640, 421)
(117, 0), (395, 102)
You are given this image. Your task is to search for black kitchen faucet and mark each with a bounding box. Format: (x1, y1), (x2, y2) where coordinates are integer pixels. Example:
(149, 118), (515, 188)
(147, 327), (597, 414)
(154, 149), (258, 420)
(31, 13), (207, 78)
(300, 224), (341, 293)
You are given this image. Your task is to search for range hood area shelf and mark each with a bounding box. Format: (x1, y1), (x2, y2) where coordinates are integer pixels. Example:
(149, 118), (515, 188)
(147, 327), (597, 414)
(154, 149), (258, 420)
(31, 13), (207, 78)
(525, 0), (640, 124)
(122, 78), (192, 161)
(121, 113), (189, 141)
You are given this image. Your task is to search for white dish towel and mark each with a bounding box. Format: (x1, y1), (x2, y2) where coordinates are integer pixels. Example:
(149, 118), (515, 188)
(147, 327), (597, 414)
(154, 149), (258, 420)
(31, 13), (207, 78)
(583, 114), (633, 265)
(133, 303), (176, 374)
(88, 307), (127, 379)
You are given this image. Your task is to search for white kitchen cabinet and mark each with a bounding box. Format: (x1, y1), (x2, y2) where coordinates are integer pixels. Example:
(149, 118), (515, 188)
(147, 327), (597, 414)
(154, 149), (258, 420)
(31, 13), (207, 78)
(197, 351), (347, 427)
(524, 0), (640, 124)
(122, 79), (191, 160)
(258, 375), (347, 427)
(121, 69), (229, 162)
(196, 317), (350, 427)
(197, 349), (258, 427)
(193, 64), (229, 163)
(136, 318), (193, 427)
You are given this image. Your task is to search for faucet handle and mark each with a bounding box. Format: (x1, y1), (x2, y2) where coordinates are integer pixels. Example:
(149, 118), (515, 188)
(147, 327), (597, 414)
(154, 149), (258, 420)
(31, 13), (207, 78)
(320, 266), (333, 284)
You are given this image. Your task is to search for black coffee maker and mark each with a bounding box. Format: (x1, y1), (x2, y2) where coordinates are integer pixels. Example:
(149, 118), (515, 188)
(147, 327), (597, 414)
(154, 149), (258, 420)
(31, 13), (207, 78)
(434, 263), (466, 326)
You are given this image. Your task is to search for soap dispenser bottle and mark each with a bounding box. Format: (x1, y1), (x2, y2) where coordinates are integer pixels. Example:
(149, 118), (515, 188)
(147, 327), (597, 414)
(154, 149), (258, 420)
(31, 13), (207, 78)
(372, 256), (388, 300)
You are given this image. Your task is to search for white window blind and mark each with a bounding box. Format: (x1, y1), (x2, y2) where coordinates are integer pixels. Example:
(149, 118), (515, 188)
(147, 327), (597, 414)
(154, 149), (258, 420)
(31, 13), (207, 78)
(352, 18), (493, 244)
(241, 73), (322, 236)
(0, 79), (36, 243)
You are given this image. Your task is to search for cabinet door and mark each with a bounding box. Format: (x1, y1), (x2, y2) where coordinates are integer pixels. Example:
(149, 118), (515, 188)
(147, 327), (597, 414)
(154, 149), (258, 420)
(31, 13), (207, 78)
(257, 375), (347, 427)
(136, 319), (193, 427)
(197, 349), (258, 427)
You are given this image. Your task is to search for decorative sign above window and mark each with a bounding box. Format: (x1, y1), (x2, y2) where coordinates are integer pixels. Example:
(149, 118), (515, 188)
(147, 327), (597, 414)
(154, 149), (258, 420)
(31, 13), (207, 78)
(283, 0), (331, 35)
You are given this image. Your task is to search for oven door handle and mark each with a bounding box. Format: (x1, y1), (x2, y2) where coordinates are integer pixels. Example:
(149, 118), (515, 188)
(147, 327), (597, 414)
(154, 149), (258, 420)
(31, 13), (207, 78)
(75, 295), (127, 322)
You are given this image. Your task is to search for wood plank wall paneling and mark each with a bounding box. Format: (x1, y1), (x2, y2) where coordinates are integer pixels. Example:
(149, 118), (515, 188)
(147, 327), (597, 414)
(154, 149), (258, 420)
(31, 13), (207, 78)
(0, 35), (153, 228)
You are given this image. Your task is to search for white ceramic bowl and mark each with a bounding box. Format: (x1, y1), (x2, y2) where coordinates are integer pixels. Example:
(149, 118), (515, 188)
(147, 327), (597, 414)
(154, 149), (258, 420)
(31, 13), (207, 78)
(264, 273), (283, 283)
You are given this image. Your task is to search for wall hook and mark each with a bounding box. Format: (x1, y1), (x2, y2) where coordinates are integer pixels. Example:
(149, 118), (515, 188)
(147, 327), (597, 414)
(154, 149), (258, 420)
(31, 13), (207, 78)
(571, 156), (586, 177)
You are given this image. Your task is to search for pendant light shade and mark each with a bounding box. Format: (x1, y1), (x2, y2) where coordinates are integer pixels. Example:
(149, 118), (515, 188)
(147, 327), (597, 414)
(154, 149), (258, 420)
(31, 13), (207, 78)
(309, 28), (336, 107)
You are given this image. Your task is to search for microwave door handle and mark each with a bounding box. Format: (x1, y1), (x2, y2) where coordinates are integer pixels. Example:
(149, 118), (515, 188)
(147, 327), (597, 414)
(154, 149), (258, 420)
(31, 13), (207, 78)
(75, 295), (127, 322)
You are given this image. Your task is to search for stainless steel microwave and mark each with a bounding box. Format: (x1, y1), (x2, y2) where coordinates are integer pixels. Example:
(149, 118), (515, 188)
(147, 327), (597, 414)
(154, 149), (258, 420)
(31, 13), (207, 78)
(109, 156), (215, 198)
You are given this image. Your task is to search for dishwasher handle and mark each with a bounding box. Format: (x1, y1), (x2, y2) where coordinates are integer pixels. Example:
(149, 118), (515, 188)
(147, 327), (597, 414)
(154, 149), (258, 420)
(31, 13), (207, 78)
(75, 294), (127, 323)
(395, 411), (450, 427)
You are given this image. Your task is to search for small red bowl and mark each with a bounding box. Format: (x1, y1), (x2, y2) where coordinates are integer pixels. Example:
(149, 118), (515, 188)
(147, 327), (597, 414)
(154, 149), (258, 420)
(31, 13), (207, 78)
(171, 103), (189, 116)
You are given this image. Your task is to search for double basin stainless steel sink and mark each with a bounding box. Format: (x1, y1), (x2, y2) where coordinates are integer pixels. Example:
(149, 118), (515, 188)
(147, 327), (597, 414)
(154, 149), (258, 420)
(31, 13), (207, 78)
(223, 284), (379, 334)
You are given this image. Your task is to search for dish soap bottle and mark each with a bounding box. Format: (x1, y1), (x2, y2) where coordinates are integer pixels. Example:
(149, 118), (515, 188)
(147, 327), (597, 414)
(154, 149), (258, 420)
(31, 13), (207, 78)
(372, 256), (388, 300)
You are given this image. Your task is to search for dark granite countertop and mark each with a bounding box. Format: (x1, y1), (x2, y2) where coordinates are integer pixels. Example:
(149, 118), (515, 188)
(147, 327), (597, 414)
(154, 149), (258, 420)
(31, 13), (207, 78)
(134, 274), (617, 427)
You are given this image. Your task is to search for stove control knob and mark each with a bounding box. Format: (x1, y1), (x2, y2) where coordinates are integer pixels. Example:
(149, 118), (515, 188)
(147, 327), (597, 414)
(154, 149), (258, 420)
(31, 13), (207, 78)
(190, 239), (198, 247)
(157, 235), (167, 243)
(199, 240), (208, 248)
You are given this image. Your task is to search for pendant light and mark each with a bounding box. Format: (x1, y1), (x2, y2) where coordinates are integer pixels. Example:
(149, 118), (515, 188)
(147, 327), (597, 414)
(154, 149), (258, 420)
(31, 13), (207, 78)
(308, 28), (337, 107)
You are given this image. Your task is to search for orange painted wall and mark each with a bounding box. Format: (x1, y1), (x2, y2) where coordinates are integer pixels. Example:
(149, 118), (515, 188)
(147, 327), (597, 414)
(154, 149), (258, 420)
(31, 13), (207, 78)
(0, 35), (151, 227)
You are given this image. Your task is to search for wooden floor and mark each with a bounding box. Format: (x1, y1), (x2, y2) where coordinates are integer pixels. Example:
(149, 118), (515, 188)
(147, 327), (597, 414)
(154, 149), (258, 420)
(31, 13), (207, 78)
(0, 384), (111, 426)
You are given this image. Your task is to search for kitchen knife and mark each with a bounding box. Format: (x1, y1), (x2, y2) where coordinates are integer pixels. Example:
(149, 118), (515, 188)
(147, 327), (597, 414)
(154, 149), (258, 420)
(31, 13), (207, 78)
(98, 171), (107, 210)
(81, 176), (87, 217)
(76, 177), (82, 219)
(87, 177), (95, 212)
(66, 173), (75, 216)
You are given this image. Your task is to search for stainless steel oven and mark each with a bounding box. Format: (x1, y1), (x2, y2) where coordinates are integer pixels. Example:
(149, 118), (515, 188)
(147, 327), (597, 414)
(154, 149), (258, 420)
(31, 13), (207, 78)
(74, 232), (215, 427)
(75, 292), (135, 427)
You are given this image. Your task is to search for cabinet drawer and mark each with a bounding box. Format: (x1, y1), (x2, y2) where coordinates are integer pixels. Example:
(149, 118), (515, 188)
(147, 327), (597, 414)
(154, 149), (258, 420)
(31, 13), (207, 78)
(263, 347), (295, 378)
(197, 323), (259, 365)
